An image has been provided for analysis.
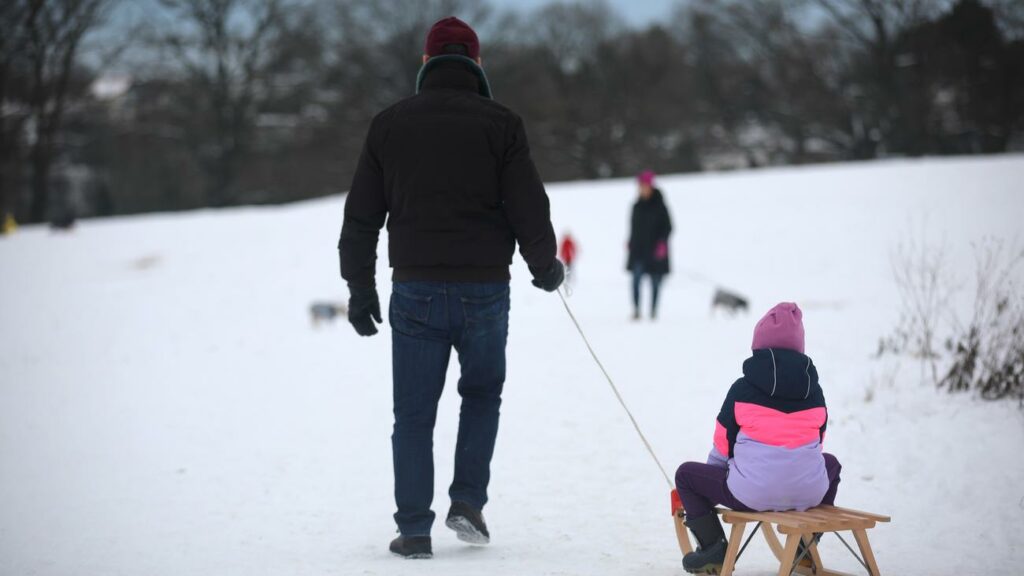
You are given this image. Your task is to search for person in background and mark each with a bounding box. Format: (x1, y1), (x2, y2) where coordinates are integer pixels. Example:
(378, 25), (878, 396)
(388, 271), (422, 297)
(559, 232), (577, 280)
(1, 213), (16, 236)
(626, 170), (671, 320)
(337, 16), (564, 560)
(49, 211), (76, 231)
(674, 303), (841, 574)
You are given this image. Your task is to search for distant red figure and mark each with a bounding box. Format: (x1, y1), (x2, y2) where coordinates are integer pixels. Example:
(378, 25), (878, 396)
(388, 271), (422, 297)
(560, 233), (577, 273)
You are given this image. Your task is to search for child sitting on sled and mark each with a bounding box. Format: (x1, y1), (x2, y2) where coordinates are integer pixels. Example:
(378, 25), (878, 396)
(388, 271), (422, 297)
(676, 302), (842, 574)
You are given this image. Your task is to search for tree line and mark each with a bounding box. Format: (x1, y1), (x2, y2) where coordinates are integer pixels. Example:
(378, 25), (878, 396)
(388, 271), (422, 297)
(1, 0), (1022, 223)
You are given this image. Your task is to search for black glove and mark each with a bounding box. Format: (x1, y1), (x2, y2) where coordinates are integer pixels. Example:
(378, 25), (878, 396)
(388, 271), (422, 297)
(531, 259), (565, 292)
(347, 284), (382, 336)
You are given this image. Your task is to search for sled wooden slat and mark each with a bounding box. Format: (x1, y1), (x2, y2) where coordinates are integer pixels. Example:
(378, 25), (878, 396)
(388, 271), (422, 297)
(788, 509), (870, 529)
(780, 510), (869, 529)
(675, 505), (889, 576)
(789, 507), (854, 522)
(775, 513), (875, 534)
(818, 505), (891, 523)
(721, 509), (816, 530)
(798, 507), (872, 524)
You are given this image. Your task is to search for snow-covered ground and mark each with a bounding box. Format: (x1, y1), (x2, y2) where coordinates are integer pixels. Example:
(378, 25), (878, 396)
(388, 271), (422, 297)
(2, 155), (1023, 575)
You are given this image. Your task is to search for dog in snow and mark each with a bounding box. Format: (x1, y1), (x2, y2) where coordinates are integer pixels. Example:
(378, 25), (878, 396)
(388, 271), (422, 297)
(711, 288), (749, 315)
(310, 302), (347, 326)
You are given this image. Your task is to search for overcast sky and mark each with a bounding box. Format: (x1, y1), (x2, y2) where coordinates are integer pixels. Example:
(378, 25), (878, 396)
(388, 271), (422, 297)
(107, 0), (688, 35)
(93, 0), (692, 74)
(491, 0), (682, 27)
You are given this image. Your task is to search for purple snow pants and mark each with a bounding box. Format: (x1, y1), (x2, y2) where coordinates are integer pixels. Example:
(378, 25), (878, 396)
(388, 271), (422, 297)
(675, 453), (842, 519)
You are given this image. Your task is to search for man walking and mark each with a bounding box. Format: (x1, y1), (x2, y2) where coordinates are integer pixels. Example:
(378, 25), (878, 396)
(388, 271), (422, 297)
(338, 17), (564, 559)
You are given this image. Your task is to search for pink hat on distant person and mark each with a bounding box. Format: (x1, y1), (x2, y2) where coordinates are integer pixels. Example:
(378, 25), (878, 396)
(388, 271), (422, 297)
(638, 170), (656, 186)
(752, 302), (805, 353)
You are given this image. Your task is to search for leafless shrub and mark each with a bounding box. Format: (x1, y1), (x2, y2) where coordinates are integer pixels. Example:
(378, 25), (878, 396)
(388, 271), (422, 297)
(881, 234), (1024, 406)
(877, 230), (956, 385)
(940, 239), (1024, 404)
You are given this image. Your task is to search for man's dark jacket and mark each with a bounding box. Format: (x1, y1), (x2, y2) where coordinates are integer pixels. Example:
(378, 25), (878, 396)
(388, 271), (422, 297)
(339, 57), (557, 286)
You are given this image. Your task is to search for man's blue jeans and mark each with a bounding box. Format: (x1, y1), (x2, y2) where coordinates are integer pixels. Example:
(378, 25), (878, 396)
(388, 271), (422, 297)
(389, 281), (510, 536)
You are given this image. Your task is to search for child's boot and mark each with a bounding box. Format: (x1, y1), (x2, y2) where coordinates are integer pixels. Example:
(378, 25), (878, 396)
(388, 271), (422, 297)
(682, 513), (727, 574)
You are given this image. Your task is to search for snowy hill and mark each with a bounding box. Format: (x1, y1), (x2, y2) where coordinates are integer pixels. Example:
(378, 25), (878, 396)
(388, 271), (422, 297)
(2, 155), (1023, 575)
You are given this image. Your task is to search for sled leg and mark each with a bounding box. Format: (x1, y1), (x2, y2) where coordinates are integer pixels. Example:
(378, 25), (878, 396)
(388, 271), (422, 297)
(806, 533), (826, 570)
(853, 528), (882, 576)
(674, 509), (694, 555)
(719, 521), (746, 576)
(761, 522), (784, 560)
(777, 534), (801, 576)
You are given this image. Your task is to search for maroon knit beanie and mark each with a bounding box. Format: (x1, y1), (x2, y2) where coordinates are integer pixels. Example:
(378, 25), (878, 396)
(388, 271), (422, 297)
(425, 17), (480, 59)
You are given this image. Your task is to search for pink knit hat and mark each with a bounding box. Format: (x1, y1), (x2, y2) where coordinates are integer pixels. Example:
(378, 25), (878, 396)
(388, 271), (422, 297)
(752, 302), (805, 353)
(638, 170), (655, 186)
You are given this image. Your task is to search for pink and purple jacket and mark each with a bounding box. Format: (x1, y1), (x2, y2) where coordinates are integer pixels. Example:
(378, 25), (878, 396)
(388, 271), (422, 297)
(707, 348), (829, 512)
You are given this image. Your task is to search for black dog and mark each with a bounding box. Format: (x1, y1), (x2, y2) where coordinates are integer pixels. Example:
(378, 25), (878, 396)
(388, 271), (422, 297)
(711, 288), (749, 315)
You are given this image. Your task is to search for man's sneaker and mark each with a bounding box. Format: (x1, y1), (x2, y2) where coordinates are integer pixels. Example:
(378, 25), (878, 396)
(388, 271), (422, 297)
(682, 537), (727, 574)
(389, 535), (432, 559)
(445, 501), (490, 545)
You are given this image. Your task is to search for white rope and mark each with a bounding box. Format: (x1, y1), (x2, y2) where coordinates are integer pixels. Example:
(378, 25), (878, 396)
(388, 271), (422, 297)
(556, 287), (674, 489)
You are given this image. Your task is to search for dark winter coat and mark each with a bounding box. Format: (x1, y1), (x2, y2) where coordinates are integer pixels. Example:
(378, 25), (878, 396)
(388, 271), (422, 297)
(707, 348), (829, 511)
(338, 56), (557, 286)
(626, 188), (672, 275)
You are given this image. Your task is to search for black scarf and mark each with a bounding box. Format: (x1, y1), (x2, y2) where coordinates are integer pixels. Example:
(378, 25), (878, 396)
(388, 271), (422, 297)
(415, 55), (493, 99)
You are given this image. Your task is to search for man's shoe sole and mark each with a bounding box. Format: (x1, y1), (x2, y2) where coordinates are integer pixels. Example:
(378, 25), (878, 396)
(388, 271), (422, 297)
(445, 516), (490, 545)
(390, 550), (432, 559)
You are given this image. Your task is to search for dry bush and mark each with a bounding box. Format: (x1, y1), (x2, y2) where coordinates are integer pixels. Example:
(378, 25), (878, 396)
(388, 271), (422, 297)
(877, 232), (956, 385)
(881, 235), (1024, 406)
(941, 239), (1024, 404)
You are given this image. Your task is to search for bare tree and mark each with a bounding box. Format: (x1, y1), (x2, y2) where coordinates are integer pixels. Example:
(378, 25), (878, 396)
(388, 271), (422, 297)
(690, 1), (851, 164)
(156, 0), (283, 207)
(324, 0), (489, 119)
(988, 0), (1024, 39)
(5, 0), (1019, 217)
(470, 0), (625, 180)
(814, 0), (946, 157)
(2, 0), (111, 223)
(0, 2), (34, 218)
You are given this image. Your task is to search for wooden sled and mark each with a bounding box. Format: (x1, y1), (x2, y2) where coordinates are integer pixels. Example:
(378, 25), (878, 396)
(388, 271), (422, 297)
(672, 492), (890, 576)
